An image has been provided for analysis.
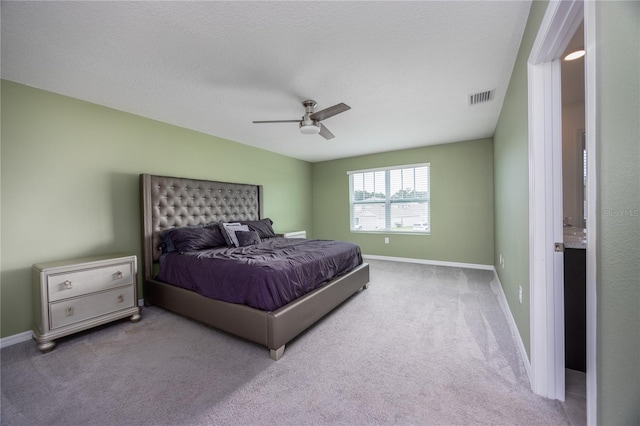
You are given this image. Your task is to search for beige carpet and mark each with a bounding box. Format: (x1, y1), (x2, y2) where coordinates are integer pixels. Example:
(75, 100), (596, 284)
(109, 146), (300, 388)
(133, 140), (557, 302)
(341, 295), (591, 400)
(1, 259), (570, 425)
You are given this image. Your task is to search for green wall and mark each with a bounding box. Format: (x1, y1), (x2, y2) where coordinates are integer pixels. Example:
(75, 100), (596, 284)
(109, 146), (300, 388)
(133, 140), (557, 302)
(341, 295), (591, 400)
(0, 80), (313, 337)
(312, 139), (494, 266)
(494, 0), (640, 423)
(594, 1), (639, 423)
(493, 0), (546, 358)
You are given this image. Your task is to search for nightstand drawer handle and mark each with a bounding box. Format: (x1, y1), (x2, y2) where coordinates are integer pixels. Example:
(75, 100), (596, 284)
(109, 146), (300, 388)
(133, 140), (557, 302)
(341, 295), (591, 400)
(115, 271), (123, 280)
(65, 307), (74, 317)
(64, 280), (73, 289)
(117, 294), (124, 303)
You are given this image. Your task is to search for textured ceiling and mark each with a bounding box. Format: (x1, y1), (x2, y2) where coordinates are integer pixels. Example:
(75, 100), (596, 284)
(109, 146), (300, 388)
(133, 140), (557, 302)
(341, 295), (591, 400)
(1, 1), (531, 162)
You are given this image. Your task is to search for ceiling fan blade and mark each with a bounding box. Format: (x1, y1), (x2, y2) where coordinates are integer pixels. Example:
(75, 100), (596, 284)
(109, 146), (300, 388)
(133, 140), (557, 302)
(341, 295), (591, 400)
(318, 123), (335, 140)
(309, 103), (350, 121)
(252, 119), (300, 123)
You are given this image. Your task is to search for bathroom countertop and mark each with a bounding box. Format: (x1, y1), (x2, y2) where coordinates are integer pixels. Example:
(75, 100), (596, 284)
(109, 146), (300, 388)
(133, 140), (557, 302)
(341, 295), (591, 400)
(564, 227), (586, 249)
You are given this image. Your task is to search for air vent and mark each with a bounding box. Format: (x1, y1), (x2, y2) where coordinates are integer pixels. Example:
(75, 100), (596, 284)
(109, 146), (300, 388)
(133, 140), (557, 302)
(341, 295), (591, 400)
(469, 90), (494, 106)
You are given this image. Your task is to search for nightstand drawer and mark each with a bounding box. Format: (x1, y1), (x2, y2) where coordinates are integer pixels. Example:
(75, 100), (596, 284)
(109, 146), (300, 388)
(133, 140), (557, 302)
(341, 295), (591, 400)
(47, 262), (134, 302)
(49, 286), (135, 329)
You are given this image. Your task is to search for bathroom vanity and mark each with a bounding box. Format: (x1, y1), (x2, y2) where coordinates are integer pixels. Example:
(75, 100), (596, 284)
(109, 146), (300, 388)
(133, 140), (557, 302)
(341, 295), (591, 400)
(563, 228), (586, 372)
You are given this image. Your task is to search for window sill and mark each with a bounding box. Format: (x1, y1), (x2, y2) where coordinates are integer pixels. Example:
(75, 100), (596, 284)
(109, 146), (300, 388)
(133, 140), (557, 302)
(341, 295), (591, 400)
(350, 230), (430, 236)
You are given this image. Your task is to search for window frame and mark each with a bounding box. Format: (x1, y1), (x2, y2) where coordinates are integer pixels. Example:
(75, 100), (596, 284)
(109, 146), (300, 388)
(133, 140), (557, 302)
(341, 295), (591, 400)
(348, 163), (430, 234)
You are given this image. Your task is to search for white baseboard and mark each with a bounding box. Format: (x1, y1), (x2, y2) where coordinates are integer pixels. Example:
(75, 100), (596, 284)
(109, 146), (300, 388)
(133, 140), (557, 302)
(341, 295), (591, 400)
(491, 270), (532, 382)
(362, 254), (494, 271)
(0, 330), (33, 349)
(0, 298), (146, 349)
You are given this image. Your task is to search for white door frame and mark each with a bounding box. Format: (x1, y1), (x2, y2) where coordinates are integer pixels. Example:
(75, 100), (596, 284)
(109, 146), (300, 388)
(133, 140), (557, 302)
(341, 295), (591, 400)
(527, 0), (583, 402)
(583, 2), (598, 423)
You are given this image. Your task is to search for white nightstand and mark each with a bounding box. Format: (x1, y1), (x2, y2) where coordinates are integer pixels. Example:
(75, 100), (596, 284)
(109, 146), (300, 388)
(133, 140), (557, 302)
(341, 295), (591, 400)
(279, 230), (307, 239)
(32, 254), (141, 353)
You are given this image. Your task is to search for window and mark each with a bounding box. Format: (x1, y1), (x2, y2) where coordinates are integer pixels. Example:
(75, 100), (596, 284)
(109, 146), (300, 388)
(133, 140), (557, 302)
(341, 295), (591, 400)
(348, 163), (430, 233)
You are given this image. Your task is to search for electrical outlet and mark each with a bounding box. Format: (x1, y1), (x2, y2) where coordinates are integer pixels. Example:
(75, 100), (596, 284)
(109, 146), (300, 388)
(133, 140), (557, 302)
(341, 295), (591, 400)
(384, 237), (389, 244)
(519, 286), (523, 304)
(499, 254), (504, 268)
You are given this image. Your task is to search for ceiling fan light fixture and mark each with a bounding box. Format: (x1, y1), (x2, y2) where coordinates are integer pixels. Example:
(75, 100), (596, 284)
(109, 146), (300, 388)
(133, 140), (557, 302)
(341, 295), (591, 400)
(299, 121), (321, 135)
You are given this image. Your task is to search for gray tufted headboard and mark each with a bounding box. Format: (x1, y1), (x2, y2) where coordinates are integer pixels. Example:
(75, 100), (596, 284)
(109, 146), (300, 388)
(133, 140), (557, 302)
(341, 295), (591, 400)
(140, 174), (263, 281)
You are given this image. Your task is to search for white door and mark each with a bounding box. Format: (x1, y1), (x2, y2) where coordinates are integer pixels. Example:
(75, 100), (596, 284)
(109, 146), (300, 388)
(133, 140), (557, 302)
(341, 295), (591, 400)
(527, 0), (585, 403)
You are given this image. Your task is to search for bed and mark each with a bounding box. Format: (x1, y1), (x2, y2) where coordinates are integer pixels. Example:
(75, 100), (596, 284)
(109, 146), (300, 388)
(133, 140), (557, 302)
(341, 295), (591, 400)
(140, 174), (370, 360)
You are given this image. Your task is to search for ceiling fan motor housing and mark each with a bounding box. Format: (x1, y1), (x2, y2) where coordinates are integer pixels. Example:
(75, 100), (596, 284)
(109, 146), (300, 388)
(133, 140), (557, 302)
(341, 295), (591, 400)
(299, 100), (320, 134)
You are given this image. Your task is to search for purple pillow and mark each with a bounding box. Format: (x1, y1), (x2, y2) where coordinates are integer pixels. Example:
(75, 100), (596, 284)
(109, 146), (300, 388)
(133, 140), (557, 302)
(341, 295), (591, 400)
(239, 218), (276, 239)
(162, 224), (226, 253)
(236, 230), (261, 247)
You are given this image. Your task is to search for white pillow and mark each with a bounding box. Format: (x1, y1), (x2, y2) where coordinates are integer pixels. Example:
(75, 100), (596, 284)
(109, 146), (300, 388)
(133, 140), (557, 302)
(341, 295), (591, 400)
(221, 223), (249, 247)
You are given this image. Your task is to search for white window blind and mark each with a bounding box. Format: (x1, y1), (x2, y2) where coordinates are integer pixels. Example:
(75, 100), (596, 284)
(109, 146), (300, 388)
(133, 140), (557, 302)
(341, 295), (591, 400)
(348, 163), (430, 233)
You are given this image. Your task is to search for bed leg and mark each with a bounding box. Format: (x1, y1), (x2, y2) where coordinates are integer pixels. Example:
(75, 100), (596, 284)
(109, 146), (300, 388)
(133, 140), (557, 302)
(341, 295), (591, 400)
(363, 282), (369, 289)
(270, 345), (285, 361)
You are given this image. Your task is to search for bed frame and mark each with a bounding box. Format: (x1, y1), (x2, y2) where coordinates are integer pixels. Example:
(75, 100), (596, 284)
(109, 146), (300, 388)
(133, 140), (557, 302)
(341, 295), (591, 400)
(140, 174), (369, 360)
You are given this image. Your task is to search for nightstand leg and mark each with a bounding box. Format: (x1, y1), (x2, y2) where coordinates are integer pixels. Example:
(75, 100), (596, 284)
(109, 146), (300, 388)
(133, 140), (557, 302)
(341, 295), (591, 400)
(130, 313), (142, 323)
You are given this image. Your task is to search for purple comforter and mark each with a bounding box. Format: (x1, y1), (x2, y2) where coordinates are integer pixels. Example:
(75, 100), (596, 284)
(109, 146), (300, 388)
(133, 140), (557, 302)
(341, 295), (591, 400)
(157, 238), (363, 311)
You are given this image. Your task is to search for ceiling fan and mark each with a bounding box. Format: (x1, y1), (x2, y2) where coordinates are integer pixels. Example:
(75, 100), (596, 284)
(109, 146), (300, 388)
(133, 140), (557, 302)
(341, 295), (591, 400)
(252, 100), (350, 140)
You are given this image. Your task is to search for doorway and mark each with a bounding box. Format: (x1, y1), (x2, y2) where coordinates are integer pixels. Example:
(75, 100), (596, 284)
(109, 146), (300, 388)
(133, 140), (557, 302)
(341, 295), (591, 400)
(561, 21), (587, 377)
(527, 0), (597, 424)
(561, 45), (588, 419)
